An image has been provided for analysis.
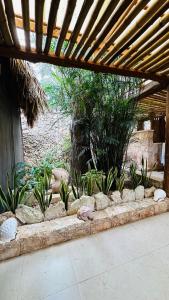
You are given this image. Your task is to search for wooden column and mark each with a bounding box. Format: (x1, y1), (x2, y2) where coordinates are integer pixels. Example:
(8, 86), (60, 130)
(164, 85), (169, 195)
(0, 77), (24, 192)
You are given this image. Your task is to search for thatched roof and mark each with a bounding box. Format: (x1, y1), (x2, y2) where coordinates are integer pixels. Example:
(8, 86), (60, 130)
(1, 58), (47, 127)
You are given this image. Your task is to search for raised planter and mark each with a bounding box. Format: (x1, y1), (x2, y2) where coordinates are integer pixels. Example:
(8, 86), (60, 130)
(0, 198), (169, 261)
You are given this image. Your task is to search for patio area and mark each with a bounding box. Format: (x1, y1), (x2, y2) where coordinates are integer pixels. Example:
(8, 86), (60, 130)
(1, 212), (169, 300)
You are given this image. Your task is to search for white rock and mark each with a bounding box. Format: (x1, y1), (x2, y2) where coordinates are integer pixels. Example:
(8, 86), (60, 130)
(15, 205), (44, 224)
(44, 202), (66, 221)
(0, 218), (17, 242)
(110, 191), (122, 204)
(135, 185), (144, 201)
(80, 195), (95, 210)
(154, 189), (166, 202)
(0, 211), (15, 225)
(144, 186), (156, 198)
(68, 199), (81, 215)
(122, 189), (135, 203)
(77, 206), (94, 221)
(94, 192), (109, 210)
(69, 191), (76, 202)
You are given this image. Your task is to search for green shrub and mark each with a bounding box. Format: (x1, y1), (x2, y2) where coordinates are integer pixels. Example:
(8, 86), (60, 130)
(0, 172), (28, 213)
(115, 172), (125, 192)
(140, 156), (156, 188)
(96, 168), (117, 195)
(33, 172), (52, 215)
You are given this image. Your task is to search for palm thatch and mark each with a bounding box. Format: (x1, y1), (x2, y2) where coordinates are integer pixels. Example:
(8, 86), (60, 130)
(1, 58), (47, 127)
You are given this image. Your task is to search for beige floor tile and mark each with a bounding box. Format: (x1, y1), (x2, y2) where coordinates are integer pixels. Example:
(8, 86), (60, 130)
(42, 285), (81, 300)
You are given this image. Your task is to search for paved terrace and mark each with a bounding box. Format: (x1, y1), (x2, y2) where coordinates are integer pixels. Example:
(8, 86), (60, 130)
(1, 212), (169, 300)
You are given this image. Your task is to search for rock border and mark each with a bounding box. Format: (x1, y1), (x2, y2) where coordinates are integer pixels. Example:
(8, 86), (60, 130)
(1, 198), (169, 261)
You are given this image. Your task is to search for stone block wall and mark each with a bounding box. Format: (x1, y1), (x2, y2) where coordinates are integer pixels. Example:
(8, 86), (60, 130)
(127, 130), (164, 170)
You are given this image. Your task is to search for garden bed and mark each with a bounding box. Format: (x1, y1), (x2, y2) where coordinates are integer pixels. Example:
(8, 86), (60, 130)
(1, 197), (169, 261)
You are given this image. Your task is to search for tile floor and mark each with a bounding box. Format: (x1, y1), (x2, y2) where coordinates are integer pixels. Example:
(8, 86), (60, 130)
(1, 213), (169, 300)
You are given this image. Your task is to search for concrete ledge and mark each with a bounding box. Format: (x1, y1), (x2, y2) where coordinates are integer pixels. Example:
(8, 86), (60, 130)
(1, 198), (169, 261)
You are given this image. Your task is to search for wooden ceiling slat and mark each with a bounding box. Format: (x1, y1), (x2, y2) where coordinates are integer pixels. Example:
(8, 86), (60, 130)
(35, 0), (45, 53)
(4, 0), (20, 48)
(102, 0), (168, 65)
(76, 0), (120, 60)
(0, 0), (13, 46)
(93, 0), (150, 63)
(44, 0), (60, 54)
(158, 68), (169, 76)
(64, 0), (94, 58)
(55, 0), (76, 57)
(116, 14), (169, 68)
(21, 0), (30, 51)
(138, 45), (169, 71)
(125, 27), (169, 68)
(151, 60), (169, 73)
(84, 0), (133, 62)
(71, 0), (103, 59)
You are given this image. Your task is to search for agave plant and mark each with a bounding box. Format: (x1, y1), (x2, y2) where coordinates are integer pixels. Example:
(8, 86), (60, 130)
(60, 180), (70, 210)
(129, 162), (141, 189)
(34, 180), (52, 215)
(0, 172), (28, 213)
(140, 156), (156, 188)
(96, 168), (117, 195)
(115, 172), (125, 192)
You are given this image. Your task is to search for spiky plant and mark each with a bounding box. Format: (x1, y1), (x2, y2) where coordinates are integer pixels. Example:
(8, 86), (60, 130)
(60, 181), (70, 210)
(0, 173), (28, 213)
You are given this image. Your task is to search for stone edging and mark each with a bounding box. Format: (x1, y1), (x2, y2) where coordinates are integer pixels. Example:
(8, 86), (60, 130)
(1, 198), (169, 261)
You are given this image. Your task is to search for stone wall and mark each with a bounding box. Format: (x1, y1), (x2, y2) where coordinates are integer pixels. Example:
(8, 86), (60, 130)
(21, 110), (71, 165)
(126, 130), (164, 170)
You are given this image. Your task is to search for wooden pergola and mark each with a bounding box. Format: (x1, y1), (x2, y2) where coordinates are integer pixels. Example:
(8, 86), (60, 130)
(0, 0), (169, 191)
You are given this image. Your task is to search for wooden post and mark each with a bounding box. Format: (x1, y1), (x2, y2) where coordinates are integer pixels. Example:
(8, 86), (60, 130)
(137, 120), (144, 131)
(164, 86), (169, 195)
(0, 77), (24, 192)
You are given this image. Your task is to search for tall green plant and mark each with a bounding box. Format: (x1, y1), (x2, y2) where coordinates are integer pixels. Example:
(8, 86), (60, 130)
(0, 172), (28, 213)
(96, 168), (117, 195)
(60, 181), (70, 210)
(53, 68), (141, 175)
(130, 162), (141, 189)
(140, 156), (156, 188)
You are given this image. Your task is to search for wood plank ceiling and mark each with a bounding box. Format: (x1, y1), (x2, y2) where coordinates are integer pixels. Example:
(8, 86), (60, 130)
(0, 0), (169, 114)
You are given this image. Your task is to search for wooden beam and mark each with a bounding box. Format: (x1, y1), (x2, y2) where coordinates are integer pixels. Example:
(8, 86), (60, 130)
(64, 0), (94, 58)
(0, 46), (168, 83)
(55, 0), (76, 57)
(0, 0), (13, 46)
(21, 0), (30, 51)
(136, 81), (169, 101)
(147, 55), (169, 72)
(44, 0), (60, 54)
(35, 0), (45, 53)
(4, 0), (20, 48)
(164, 85), (169, 195)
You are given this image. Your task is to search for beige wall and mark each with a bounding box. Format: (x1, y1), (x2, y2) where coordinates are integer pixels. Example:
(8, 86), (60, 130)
(127, 130), (163, 170)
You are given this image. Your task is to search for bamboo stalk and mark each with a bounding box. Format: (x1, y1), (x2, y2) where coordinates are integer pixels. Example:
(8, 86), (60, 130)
(139, 44), (169, 71)
(4, 0), (20, 48)
(93, 0), (150, 63)
(76, 0), (120, 60)
(101, 0), (168, 65)
(65, 0), (94, 58)
(44, 0), (60, 54)
(117, 14), (169, 67)
(35, 0), (45, 53)
(84, 0), (133, 61)
(21, 0), (31, 51)
(55, 0), (76, 57)
(0, 0), (13, 45)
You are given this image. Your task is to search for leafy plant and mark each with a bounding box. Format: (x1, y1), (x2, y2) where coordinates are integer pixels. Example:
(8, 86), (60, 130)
(34, 182), (52, 216)
(71, 170), (83, 199)
(140, 156), (156, 188)
(82, 169), (103, 196)
(115, 172), (125, 192)
(130, 162), (141, 189)
(96, 168), (117, 194)
(60, 180), (70, 210)
(0, 172), (28, 213)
